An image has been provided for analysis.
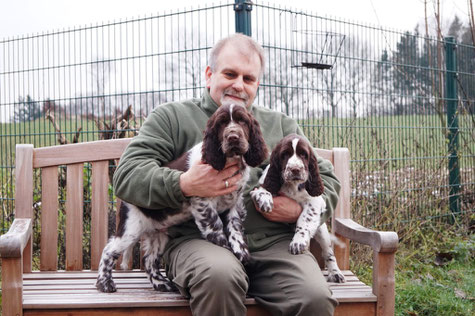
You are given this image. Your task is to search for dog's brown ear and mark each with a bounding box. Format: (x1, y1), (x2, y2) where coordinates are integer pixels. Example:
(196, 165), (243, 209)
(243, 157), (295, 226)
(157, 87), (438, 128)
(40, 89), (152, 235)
(262, 144), (283, 195)
(244, 116), (268, 167)
(202, 115), (226, 170)
(305, 150), (325, 196)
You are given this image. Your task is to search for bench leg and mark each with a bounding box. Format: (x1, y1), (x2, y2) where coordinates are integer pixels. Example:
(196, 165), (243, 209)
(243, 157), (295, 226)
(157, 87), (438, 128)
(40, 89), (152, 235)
(373, 251), (396, 316)
(2, 257), (23, 316)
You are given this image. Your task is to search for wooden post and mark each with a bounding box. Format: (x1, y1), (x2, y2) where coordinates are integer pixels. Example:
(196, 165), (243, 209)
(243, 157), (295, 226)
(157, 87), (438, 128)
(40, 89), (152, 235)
(0, 218), (31, 316)
(373, 251), (396, 316)
(2, 257), (24, 316)
(15, 144), (34, 273)
(333, 148), (351, 270)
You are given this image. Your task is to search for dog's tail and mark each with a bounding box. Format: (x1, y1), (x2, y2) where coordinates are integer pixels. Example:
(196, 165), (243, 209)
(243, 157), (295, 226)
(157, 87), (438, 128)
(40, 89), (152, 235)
(329, 233), (346, 248)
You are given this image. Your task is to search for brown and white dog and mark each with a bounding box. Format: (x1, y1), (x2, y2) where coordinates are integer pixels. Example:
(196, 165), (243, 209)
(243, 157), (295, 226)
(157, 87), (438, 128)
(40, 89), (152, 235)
(250, 133), (345, 283)
(96, 103), (268, 293)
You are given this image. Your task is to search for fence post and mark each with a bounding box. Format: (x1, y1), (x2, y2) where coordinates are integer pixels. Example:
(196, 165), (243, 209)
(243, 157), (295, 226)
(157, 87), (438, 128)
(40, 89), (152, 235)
(445, 37), (460, 222)
(234, 0), (252, 36)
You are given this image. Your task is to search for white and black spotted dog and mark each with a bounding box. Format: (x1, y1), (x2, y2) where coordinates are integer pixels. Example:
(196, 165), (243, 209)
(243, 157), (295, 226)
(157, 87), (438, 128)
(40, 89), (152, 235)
(96, 103), (268, 293)
(250, 133), (345, 283)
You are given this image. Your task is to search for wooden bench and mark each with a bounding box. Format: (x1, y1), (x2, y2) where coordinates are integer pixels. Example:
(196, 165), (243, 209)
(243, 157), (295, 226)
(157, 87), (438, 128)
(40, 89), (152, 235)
(1, 138), (398, 316)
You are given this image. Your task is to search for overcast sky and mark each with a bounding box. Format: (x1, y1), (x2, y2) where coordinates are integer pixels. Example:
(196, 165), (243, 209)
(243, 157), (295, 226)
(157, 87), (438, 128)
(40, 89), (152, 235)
(0, 0), (471, 39)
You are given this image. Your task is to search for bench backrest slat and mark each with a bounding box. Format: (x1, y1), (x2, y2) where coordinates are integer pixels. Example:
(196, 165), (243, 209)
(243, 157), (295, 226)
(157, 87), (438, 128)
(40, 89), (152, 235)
(33, 139), (131, 168)
(65, 163), (84, 271)
(40, 166), (59, 271)
(90, 161), (110, 270)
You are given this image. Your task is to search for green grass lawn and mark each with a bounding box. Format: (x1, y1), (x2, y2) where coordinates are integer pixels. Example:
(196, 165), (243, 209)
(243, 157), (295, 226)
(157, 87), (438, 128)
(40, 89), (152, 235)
(352, 222), (474, 316)
(395, 233), (474, 315)
(1, 117), (100, 163)
(1, 113), (473, 170)
(300, 114), (474, 168)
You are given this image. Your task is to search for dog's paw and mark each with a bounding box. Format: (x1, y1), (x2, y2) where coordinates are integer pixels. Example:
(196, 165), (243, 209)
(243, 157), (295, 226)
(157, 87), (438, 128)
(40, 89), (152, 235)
(327, 270), (346, 283)
(289, 241), (308, 255)
(152, 279), (178, 292)
(289, 234), (310, 255)
(235, 246), (251, 265)
(250, 187), (273, 213)
(206, 232), (230, 250)
(96, 277), (117, 293)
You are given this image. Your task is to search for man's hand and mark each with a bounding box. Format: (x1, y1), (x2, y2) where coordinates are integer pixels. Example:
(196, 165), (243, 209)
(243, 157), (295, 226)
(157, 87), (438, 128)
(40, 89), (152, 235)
(179, 160), (242, 197)
(254, 192), (302, 223)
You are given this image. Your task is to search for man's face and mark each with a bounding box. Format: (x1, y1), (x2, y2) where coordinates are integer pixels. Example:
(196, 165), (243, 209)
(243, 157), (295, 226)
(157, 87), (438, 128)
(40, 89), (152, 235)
(206, 44), (261, 108)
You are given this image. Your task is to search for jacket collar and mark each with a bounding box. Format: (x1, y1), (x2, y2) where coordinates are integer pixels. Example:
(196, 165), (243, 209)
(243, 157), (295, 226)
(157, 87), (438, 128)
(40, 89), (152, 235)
(201, 88), (254, 116)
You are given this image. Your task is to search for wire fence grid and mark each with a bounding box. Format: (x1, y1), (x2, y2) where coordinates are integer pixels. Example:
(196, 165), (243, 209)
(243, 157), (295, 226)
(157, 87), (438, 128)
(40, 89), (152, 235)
(1, 0), (474, 257)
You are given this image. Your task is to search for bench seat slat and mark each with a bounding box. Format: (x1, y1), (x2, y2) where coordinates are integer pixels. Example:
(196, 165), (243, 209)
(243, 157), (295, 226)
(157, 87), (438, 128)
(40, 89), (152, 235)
(23, 269), (358, 279)
(24, 290), (376, 310)
(23, 270), (364, 287)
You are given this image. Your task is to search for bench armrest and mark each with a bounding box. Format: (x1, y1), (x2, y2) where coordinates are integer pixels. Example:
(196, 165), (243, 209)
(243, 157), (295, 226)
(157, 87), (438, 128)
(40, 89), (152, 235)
(0, 218), (32, 258)
(334, 217), (397, 315)
(334, 218), (398, 253)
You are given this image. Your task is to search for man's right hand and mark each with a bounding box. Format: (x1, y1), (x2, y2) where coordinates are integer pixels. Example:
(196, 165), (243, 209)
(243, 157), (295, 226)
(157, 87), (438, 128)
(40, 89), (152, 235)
(179, 160), (242, 197)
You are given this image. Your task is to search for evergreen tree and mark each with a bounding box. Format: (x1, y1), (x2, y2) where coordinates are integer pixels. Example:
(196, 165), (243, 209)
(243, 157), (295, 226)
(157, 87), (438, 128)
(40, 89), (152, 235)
(448, 15), (463, 41)
(391, 30), (427, 115)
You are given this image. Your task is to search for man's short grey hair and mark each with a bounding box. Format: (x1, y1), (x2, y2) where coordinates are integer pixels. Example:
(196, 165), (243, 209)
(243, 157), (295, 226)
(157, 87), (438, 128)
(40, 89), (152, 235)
(209, 33), (265, 78)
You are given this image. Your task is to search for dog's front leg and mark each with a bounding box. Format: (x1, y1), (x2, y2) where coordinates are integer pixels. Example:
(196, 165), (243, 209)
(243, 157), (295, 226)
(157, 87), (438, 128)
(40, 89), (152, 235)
(289, 195), (326, 255)
(190, 197), (229, 249)
(223, 198), (251, 264)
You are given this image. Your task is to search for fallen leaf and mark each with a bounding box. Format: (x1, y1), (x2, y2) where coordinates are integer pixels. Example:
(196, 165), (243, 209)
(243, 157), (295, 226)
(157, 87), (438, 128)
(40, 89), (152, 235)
(454, 289), (467, 299)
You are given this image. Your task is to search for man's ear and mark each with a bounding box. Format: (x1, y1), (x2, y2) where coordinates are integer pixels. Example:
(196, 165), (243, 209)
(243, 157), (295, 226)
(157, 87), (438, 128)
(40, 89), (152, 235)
(205, 66), (212, 88)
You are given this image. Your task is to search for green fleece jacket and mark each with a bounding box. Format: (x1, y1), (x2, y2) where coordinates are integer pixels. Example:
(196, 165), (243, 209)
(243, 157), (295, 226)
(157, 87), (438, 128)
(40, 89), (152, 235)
(113, 89), (341, 257)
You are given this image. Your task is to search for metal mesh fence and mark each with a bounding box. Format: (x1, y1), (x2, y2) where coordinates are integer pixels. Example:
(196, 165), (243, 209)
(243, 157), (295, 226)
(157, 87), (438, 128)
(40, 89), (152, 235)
(1, 1), (474, 241)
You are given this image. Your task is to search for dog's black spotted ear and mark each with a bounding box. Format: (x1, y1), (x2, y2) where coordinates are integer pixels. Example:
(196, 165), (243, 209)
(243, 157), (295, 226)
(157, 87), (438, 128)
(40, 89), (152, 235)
(262, 144), (283, 195)
(244, 116), (268, 167)
(305, 150), (325, 196)
(202, 115), (226, 171)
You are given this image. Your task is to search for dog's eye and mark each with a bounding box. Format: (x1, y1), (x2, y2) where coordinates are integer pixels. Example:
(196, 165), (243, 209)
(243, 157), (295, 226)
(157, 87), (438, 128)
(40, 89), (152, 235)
(237, 118), (249, 126)
(300, 152), (308, 159)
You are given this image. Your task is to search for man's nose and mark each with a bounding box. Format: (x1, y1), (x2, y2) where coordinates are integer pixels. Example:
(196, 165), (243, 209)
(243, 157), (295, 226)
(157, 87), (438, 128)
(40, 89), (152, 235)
(232, 76), (244, 91)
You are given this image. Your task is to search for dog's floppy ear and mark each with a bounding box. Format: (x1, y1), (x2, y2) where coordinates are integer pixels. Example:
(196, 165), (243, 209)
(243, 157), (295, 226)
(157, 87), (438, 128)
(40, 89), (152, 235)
(202, 115), (226, 171)
(262, 144), (283, 195)
(305, 150), (325, 196)
(244, 116), (268, 167)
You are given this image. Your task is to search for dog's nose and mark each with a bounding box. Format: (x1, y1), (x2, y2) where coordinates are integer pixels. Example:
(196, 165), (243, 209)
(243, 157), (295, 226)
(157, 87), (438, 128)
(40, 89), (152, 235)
(227, 133), (240, 143)
(288, 166), (300, 175)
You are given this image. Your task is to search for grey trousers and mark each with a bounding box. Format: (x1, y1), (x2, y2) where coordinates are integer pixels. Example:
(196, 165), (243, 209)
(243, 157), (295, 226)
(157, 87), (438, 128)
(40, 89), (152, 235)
(167, 238), (337, 316)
